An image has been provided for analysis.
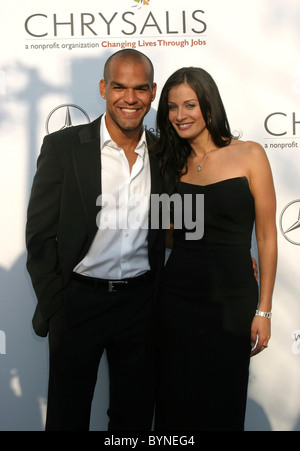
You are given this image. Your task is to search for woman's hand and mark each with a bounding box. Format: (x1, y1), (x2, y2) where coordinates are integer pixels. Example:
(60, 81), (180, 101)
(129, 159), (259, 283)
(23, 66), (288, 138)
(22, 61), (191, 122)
(250, 315), (271, 357)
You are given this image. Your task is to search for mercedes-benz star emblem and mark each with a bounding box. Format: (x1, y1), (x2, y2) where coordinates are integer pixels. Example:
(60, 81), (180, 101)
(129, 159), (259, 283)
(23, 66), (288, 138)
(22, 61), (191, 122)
(46, 104), (90, 134)
(280, 200), (300, 246)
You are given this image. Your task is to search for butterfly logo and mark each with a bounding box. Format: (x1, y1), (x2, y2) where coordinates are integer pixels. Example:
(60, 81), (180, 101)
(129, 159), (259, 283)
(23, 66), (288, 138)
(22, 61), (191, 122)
(132, 0), (150, 8)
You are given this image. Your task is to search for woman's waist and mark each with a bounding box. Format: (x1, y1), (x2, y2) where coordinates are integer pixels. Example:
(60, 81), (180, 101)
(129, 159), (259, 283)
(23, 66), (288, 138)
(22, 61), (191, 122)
(164, 246), (257, 288)
(172, 239), (252, 255)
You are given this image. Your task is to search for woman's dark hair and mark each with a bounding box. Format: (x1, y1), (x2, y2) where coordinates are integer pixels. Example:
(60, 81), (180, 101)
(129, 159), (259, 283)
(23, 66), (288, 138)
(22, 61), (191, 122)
(156, 67), (234, 194)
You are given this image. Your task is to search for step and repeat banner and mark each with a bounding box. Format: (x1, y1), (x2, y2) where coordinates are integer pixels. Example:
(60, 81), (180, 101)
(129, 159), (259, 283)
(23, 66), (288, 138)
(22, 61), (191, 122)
(0, 0), (299, 431)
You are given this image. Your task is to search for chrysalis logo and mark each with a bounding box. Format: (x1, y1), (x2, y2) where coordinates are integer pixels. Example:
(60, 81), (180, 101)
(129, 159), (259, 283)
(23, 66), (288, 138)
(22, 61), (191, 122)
(45, 104), (90, 134)
(0, 330), (6, 355)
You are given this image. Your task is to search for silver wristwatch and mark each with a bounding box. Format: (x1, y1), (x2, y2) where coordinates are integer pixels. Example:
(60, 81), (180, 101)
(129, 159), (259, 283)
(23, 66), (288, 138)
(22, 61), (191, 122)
(255, 310), (272, 320)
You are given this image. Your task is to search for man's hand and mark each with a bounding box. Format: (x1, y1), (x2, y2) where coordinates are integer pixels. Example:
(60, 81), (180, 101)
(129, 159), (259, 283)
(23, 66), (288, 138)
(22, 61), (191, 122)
(252, 257), (258, 282)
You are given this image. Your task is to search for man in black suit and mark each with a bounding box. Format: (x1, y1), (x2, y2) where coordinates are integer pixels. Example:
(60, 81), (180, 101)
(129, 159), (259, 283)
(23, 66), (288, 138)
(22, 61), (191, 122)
(26, 49), (164, 430)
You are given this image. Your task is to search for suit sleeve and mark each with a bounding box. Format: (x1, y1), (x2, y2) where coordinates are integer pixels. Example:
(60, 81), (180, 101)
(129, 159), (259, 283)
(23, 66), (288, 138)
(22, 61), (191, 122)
(26, 134), (66, 327)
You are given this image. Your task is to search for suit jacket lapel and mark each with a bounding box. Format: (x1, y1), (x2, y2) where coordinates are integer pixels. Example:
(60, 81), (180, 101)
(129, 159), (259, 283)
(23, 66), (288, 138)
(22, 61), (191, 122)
(72, 116), (102, 240)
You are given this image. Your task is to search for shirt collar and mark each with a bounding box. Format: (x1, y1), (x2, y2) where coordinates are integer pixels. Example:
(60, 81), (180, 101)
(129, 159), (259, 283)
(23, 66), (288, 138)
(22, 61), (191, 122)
(100, 114), (147, 156)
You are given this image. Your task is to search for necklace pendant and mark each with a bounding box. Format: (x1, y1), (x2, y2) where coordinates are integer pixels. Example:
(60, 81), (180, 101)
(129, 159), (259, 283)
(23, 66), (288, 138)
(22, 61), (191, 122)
(197, 165), (202, 172)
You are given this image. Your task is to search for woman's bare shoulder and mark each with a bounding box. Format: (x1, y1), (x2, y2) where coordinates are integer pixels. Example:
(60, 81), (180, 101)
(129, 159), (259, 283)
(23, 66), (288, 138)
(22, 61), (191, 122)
(231, 139), (266, 158)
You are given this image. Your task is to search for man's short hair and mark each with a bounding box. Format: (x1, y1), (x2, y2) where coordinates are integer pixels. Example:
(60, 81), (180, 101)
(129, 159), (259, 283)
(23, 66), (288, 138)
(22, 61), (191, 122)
(103, 49), (154, 84)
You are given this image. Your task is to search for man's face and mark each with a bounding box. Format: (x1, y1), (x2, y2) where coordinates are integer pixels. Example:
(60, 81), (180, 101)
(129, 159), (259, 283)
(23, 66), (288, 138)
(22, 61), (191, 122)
(100, 58), (156, 136)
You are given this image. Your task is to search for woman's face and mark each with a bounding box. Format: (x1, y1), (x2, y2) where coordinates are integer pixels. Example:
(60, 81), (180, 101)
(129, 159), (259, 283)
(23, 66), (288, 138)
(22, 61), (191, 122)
(168, 82), (207, 141)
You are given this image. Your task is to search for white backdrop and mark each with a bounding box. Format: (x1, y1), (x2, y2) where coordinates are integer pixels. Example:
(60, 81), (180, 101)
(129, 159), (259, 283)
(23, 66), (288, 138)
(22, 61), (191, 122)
(0, 0), (299, 431)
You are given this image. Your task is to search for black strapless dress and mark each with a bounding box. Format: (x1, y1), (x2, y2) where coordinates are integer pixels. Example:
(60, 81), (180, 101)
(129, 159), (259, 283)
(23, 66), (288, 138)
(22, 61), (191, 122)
(155, 177), (258, 431)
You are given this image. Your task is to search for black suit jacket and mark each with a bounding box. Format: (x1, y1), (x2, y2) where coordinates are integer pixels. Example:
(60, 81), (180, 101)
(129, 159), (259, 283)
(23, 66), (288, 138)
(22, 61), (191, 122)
(26, 116), (164, 337)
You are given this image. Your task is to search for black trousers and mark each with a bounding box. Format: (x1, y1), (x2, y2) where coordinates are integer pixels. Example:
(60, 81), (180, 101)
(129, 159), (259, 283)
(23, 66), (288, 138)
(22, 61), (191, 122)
(46, 275), (156, 431)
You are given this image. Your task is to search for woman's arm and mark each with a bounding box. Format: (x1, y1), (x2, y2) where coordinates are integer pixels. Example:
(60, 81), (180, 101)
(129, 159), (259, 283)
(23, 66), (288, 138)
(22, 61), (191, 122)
(247, 142), (277, 357)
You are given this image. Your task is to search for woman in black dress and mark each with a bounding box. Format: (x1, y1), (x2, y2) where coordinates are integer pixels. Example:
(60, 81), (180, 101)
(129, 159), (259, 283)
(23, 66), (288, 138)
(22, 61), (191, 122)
(155, 67), (277, 431)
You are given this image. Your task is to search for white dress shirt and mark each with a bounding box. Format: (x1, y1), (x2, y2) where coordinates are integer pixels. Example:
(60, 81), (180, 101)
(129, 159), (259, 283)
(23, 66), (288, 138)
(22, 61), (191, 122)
(74, 115), (151, 280)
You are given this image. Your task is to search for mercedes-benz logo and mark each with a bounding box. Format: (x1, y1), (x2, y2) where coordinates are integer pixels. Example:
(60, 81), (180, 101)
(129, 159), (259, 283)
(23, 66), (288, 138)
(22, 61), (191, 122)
(280, 200), (300, 246)
(46, 104), (90, 134)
